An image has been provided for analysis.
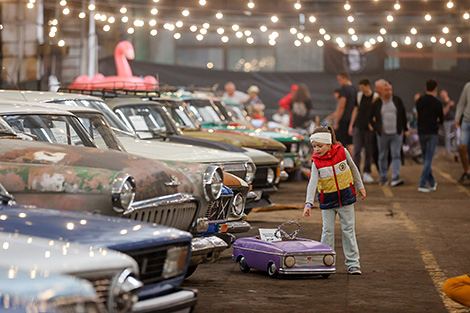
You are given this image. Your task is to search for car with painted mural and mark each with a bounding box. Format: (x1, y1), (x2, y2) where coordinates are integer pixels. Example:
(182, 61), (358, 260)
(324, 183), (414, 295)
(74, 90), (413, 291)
(0, 98), (252, 231)
(0, 231), (141, 313)
(0, 115), (229, 271)
(166, 92), (306, 176)
(0, 267), (106, 313)
(0, 184), (197, 312)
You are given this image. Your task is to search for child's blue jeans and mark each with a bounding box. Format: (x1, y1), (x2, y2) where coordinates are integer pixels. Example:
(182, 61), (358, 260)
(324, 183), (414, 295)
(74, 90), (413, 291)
(321, 204), (360, 269)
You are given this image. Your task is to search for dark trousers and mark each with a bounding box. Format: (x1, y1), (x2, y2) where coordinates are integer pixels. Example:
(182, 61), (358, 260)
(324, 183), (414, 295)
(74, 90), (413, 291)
(353, 128), (374, 174)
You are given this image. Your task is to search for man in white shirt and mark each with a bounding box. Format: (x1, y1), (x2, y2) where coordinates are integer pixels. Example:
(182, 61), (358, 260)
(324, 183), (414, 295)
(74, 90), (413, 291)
(222, 82), (249, 104)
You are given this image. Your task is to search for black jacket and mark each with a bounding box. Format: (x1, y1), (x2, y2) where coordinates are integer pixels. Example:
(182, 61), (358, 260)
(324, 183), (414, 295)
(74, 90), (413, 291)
(370, 95), (408, 135)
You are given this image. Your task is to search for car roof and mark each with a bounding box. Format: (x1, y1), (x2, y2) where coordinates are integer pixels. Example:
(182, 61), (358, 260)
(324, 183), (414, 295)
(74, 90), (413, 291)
(106, 97), (167, 109)
(8, 101), (104, 116)
(0, 100), (77, 116)
(0, 89), (104, 102)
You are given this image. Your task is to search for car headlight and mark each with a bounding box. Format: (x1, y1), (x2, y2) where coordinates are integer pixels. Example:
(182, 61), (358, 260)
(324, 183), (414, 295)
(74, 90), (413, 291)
(266, 168), (275, 184)
(290, 143), (298, 153)
(163, 246), (189, 279)
(245, 162), (256, 184)
(112, 174), (136, 213)
(323, 254), (335, 266)
(203, 165), (223, 201)
(231, 193), (245, 217)
(196, 217), (209, 233)
(284, 255), (296, 268)
(273, 151), (284, 161)
(108, 268), (143, 313)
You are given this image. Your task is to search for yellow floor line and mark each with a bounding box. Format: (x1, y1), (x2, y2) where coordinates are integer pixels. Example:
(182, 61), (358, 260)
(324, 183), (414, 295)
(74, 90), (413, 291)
(381, 186), (393, 198)
(393, 202), (467, 312)
(435, 168), (470, 197)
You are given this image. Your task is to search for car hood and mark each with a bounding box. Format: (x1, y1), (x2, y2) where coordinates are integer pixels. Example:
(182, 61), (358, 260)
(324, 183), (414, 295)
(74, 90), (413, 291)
(0, 232), (138, 275)
(233, 237), (335, 254)
(117, 136), (252, 164)
(180, 129), (286, 150)
(242, 148), (279, 166)
(0, 203), (192, 251)
(209, 125), (303, 143)
(168, 133), (246, 152)
(0, 139), (195, 201)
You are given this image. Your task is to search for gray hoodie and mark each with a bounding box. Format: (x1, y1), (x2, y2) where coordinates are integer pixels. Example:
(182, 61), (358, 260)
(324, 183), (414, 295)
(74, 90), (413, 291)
(455, 82), (470, 123)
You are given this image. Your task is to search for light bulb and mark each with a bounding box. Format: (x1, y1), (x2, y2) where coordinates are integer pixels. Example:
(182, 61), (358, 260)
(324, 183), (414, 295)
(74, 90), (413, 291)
(294, 1), (301, 10)
(446, 41), (452, 47)
(411, 27), (417, 34)
(464, 12), (470, 20)
(309, 16), (316, 23)
(247, 37), (254, 44)
(216, 12), (223, 19)
(190, 25), (197, 32)
(317, 40), (324, 47)
(260, 25), (267, 32)
(425, 13), (431, 21)
(271, 15), (278, 23)
(290, 28), (297, 34)
(294, 40), (301, 47)
(199, 0), (206, 5)
(351, 35), (358, 41)
(344, 1), (351, 11)
(387, 15), (394, 22)
(446, 0), (453, 9)
(150, 29), (158, 36)
(304, 36), (311, 43)
(217, 28), (224, 34)
(416, 42), (423, 49)
(456, 36), (463, 43)
(103, 25), (110, 32)
(394, 1), (401, 10)
(174, 33), (181, 39)
(365, 41), (372, 48)
(391, 41), (398, 48)
(377, 36), (384, 42)
(380, 28), (387, 35)
(120, 7), (127, 14)
(247, 0), (255, 9)
(430, 36), (437, 43)
(347, 15), (354, 22)
(442, 26), (449, 34)
(79, 12), (86, 18)
(222, 36), (229, 43)
(196, 34), (204, 41)
(319, 28), (326, 35)
(232, 24), (239, 31)
(182, 9), (190, 16)
(324, 34), (331, 41)
(348, 28), (355, 35)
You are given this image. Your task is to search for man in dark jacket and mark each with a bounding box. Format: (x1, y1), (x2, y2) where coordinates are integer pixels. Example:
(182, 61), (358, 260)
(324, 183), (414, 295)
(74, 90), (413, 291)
(416, 79), (444, 192)
(370, 81), (408, 186)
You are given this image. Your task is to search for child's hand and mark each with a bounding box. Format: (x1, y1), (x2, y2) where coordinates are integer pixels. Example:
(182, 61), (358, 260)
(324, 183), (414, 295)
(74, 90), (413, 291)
(303, 205), (311, 217)
(358, 188), (366, 200)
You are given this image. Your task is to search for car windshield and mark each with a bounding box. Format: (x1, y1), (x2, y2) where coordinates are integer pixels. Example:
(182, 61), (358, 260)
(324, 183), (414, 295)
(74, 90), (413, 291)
(52, 99), (132, 133)
(113, 104), (181, 140)
(2, 114), (95, 147)
(73, 112), (124, 151)
(164, 102), (199, 130)
(185, 99), (225, 124)
(226, 105), (248, 121)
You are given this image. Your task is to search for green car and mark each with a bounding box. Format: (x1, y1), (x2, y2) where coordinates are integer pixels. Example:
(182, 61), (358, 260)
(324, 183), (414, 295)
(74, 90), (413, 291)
(166, 92), (308, 176)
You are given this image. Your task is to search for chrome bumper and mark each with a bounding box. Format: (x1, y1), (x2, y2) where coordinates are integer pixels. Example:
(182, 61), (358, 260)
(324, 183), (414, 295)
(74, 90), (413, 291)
(280, 170), (289, 181)
(278, 267), (336, 275)
(190, 236), (228, 266)
(131, 289), (197, 313)
(226, 220), (250, 233)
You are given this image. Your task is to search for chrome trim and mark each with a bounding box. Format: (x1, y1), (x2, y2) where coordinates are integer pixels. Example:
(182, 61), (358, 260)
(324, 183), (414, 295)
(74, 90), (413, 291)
(108, 268), (143, 313)
(190, 236), (228, 266)
(280, 170), (289, 181)
(123, 193), (197, 215)
(226, 221), (251, 233)
(231, 193), (245, 217)
(131, 289), (197, 313)
(164, 175), (183, 187)
(246, 191), (257, 200)
(203, 165), (223, 201)
(111, 173), (136, 213)
(278, 267), (336, 275)
(233, 246), (284, 256)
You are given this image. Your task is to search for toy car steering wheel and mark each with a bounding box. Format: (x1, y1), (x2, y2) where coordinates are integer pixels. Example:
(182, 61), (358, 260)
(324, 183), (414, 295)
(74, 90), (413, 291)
(274, 221), (301, 240)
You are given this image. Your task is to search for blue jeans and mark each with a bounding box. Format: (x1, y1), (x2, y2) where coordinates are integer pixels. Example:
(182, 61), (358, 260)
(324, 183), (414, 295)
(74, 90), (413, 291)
(377, 133), (403, 182)
(418, 134), (438, 188)
(460, 120), (470, 147)
(321, 204), (360, 268)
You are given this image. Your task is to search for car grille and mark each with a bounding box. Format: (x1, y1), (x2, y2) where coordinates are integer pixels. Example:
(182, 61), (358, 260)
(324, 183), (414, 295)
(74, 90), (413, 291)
(89, 277), (111, 306)
(56, 301), (105, 313)
(292, 254), (334, 268)
(124, 244), (186, 285)
(221, 162), (247, 181)
(205, 194), (232, 221)
(127, 202), (197, 231)
(252, 165), (275, 188)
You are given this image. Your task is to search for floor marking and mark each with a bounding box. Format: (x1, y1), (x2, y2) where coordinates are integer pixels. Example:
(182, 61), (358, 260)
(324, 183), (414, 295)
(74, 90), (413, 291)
(381, 186), (393, 198)
(393, 202), (466, 312)
(434, 168), (470, 197)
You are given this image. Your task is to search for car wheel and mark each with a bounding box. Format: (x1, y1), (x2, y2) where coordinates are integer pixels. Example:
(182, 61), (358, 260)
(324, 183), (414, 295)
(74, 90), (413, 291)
(238, 257), (250, 273)
(267, 262), (278, 278)
(321, 274), (330, 279)
(185, 265), (198, 278)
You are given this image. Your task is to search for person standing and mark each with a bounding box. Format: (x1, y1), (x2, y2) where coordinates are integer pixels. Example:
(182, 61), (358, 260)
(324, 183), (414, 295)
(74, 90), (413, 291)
(440, 89), (459, 161)
(415, 79), (444, 192)
(333, 72), (357, 153)
(370, 81), (408, 186)
(303, 126), (366, 275)
(348, 78), (378, 183)
(455, 82), (470, 183)
(290, 83), (313, 129)
(222, 81), (249, 104)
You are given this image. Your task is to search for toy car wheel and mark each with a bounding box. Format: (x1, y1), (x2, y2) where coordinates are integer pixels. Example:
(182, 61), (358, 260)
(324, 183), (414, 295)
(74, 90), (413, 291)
(185, 265), (198, 278)
(267, 262), (278, 278)
(321, 274), (330, 279)
(238, 257), (250, 273)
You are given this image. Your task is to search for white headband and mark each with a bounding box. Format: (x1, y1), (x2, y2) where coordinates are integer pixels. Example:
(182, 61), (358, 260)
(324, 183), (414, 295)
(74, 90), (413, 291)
(310, 133), (332, 144)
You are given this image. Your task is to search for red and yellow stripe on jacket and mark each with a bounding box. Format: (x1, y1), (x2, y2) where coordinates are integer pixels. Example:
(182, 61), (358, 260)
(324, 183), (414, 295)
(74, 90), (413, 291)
(312, 144), (356, 209)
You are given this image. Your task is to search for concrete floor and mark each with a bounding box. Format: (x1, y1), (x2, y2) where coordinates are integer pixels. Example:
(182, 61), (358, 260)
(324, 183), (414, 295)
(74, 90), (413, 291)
(184, 148), (470, 313)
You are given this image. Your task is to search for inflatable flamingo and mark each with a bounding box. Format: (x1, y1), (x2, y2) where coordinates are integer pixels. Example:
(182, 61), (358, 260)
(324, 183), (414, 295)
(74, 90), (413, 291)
(69, 41), (158, 90)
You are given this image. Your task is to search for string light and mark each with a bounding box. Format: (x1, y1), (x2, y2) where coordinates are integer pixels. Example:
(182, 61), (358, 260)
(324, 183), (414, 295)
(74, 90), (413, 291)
(149, 19), (157, 26)
(59, 0), (67, 6)
(294, 40), (301, 47)
(121, 16), (129, 23)
(196, 34), (204, 41)
(290, 28), (297, 34)
(309, 16), (316, 23)
(324, 34), (331, 41)
(58, 39), (65, 47)
(103, 25), (110, 32)
(394, 0), (401, 10)
(369, 38), (376, 45)
(297, 33), (304, 39)
(344, 0), (351, 11)
(319, 28), (326, 35)
(247, 0), (255, 9)
(120, 6), (127, 14)
(439, 37), (446, 44)
(151, 8), (158, 15)
(199, 0), (206, 5)
(232, 24), (240, 31)
(88, 3), (95, 11)
(410, 27), (417, 34)
(78, 12), (86, 18)
(404, 36), (411, 45)
(203, 23), (210, 29)
(244, 30), (252, 36)
(62, 7), (70, 15)
(351, 35), (358, 41)
(347, 15), (354, 22)
(377, 36), (384, 42)
(446, 41), (452, 47)
(108, 17), (115, 23)
(150, 29), (158, 36)
(190, 25), (197, 32)
(456, 36), (463, 43)
(176, 21), (184, 28)
(391, 41), (398, 48)
(316, 40), (324, 47)
(200, 28), (207, 34)
(27, 2), (34, 8)
(364, 41), (372, 48)
(442, 26), (449, 34)
(380, 28), (387, 35)
(127, 27), (134, 34)
(446, 0), (453, 9)
(304, 36), (311, 43)
(247, 37), (254, 44)
(216, 12), (223, 19)
(182, 9), (190, 16)
(416, 42), (423, 49)
(348, 28), (355, 35)
(294, 0), (301, 10)
(260, 25), (267, 32)
(271, 15), (278, 23)
(387, 15), (394, 22)
(221, 36), (229, 43)
(174, 33), (181, 39)
(425, 13), (431, 21)
(430, 36), (437, 43)
(464, 12), (470, 20)
(236, 31), (243, 38)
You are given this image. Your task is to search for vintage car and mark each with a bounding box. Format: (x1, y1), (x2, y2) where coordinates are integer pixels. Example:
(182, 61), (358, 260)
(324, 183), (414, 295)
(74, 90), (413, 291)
(168, 93), (306, 176)
(0, 267), (106, 313)
(0, 231), (142, 312)
(0, 99), (252, 231)
(232, 223), (336, 278)
(0, 183), (197, 312)
(0, 116), (229, 271)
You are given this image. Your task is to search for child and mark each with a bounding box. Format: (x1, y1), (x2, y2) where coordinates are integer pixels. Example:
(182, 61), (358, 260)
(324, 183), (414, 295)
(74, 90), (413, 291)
(303, 125), (366, 275)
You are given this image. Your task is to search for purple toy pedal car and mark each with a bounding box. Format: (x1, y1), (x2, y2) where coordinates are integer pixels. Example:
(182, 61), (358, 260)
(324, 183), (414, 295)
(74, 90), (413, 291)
(233, 221), (336, 278)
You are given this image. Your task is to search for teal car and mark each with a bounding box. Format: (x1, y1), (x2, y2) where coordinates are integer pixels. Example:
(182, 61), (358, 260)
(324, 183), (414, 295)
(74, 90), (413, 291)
(167, 93), (307, 175)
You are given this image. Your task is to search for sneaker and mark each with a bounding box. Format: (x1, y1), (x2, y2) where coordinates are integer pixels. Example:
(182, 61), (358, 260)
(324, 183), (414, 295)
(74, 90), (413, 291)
(458, 173), (470, 184)
(418, 186), (431, 193)
(379, 180), (389, 186)
(431, 182), (437, 191)
(391, 178), (404, 187)
(363, 173), (374, 183)
(348, 267), (362, 275)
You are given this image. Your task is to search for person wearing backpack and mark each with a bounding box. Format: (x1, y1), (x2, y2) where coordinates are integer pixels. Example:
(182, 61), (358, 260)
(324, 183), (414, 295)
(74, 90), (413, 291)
(348, 78), (379, 183)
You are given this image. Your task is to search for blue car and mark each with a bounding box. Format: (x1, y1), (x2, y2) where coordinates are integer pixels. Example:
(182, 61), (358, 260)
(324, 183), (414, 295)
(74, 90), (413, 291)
(0, 184), (197, 313)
